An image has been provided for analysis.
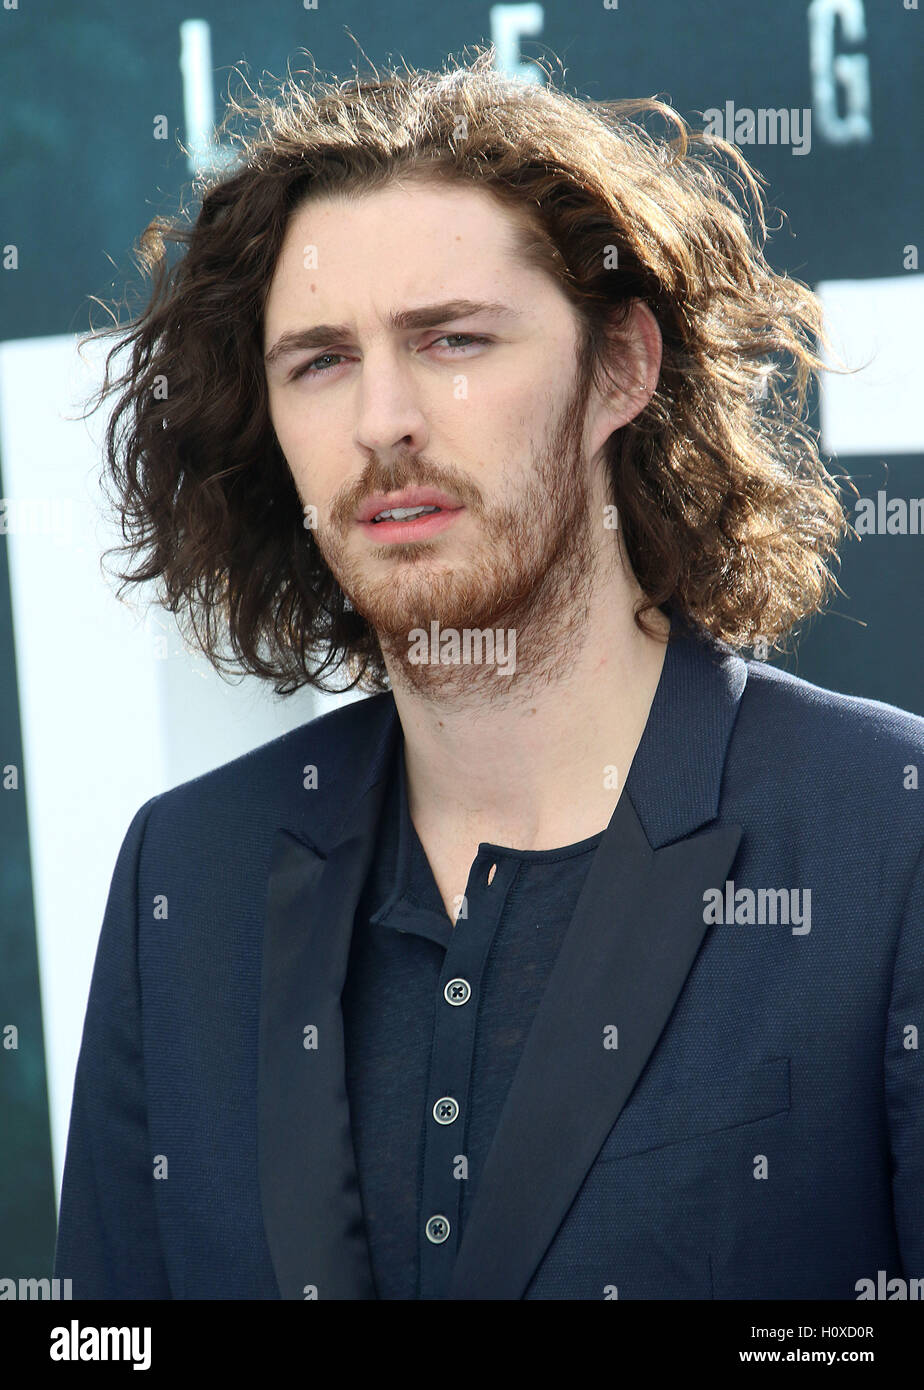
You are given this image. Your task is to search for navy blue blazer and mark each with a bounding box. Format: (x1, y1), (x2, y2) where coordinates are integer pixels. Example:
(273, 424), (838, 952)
(53, 614), (924, 1299)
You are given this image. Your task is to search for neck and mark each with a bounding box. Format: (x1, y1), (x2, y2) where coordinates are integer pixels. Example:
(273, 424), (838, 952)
(382, 567), (671, 853)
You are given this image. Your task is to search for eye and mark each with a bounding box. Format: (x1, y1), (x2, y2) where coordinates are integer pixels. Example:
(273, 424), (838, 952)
(290, 352), (345, 380)
(431, 333), (492, 352)
(287, 334), (491, 382)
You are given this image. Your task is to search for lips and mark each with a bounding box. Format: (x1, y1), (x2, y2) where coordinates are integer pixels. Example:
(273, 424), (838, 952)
(356, 487), (463, 524)
(356, 507), (464, 544)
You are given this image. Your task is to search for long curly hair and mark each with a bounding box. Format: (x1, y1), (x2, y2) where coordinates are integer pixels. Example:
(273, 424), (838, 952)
(89, 46), (852, 695)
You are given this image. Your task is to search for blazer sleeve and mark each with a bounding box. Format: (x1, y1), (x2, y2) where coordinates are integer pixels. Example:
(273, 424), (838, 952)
(52, 795), (172, 1298)
(885, 842), (924, 1278)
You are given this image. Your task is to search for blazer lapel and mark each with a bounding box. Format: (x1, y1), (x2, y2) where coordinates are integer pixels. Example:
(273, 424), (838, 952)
(447, 614), (749, 1300)
(259, 703), (398, 1300)
(446, 795), (742, 1300)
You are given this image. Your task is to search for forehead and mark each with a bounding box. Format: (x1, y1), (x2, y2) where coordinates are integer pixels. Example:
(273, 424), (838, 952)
(265, 177), (545, 317)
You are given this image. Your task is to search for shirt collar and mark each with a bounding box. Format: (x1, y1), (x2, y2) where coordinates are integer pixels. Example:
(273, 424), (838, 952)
(367, 737), (454, 946)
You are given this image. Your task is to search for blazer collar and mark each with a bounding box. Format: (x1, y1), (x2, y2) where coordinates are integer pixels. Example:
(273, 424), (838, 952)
(283, 607), (747, 858)
(259, 609), (748, 1298)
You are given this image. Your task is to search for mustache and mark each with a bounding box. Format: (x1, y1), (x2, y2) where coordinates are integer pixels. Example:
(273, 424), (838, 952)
(330, 455), (484, 530)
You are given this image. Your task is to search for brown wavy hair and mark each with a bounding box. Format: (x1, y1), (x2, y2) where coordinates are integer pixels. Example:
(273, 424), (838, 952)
(89, 45), (852, 695)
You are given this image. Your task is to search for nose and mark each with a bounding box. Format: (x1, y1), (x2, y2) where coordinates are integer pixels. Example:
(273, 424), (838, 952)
(352, 350), (429, 465)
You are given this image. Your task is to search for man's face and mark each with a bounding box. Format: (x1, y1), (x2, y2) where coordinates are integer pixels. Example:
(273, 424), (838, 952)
(263, 177), (616, 685)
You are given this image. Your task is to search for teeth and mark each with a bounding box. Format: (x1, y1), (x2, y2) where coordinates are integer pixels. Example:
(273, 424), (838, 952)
(372, 504), (441, 522)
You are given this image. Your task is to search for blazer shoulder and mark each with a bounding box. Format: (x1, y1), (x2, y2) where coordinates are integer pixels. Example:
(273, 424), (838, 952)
(733, 657), (924, 838)
(135, 689), (394, 841)
(740, 657), (924, 759)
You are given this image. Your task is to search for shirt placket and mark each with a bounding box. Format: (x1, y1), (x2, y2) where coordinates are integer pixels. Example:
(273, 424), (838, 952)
(416, 849), (519, 1299)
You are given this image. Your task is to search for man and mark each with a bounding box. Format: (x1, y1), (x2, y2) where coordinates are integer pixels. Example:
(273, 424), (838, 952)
(54, 53), (923, 1300)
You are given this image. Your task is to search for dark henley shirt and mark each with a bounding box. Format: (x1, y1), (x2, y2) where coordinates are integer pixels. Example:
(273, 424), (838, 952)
(341, 735), (606, 1299)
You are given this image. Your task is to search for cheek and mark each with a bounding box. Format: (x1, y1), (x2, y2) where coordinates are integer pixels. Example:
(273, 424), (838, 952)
(266, 397), (310, 492)
(479, 373), (550, 441)
(268, 395), (348, 521)
(268, 389), (306, 455)
(268, 391), (314, 468)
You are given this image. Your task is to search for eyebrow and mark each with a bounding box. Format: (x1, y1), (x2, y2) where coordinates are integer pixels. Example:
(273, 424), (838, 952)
(264, 299), (521, 367)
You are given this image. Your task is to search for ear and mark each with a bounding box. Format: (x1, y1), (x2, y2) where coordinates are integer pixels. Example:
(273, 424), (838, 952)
(585, 300), (663, 456)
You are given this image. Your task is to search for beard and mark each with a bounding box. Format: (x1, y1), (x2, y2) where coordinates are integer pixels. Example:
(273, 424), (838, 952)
(312, 361), (604, 704)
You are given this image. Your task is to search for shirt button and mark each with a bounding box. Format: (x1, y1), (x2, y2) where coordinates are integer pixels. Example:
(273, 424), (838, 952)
(432, 1096), (459, 1125)
(426, 1214), (451, 1244)
(444, 977), (471, 1006)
